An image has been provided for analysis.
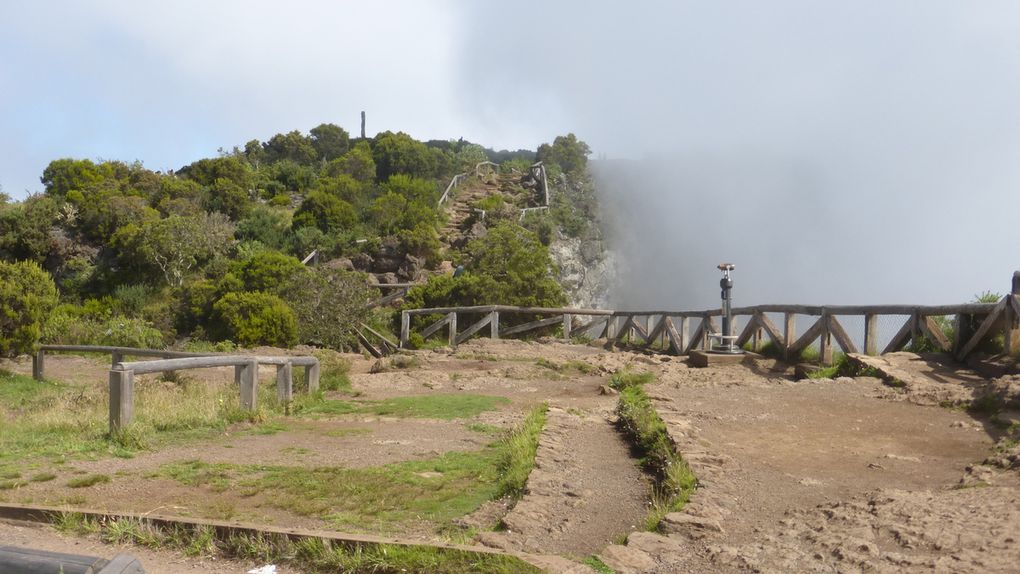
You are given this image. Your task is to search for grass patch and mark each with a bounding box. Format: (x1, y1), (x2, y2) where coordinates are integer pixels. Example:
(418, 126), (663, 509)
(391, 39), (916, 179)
(584, 555), (617, 574)
(295, 394), (509, 421)
(494, 404), (547, 500)
(467, 422), (503, 436)
(54, 512), (538, 573)
(67, 474), (110, 488)
(0, 368), (302, 467)
(807, 354), (882, 380)
(612, 372), (697, 532)
(155, 451), (503, 534)
(0, 479), (28, 490)
(30, 472), (57, 482)
(535, 358), (596, 375)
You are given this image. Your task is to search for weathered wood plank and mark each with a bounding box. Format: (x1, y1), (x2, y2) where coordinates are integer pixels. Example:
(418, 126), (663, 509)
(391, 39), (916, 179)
(357, 330), (382, 359)
(420, 314), (452, 339)
(491, 311), (500, 340)
(918, 316), (952, 353)
(454, 313), (493, 345)
(828, 316), (859, 354)
(734, 314), (761, 348)
(276, 362), (293, 403)
(684, 319), (707, 354)
(664, 317), (683, 354)
(570, 317), (606, 338)
(108, 369), (134, 432)
(882, 315), (916, 355)
(680, 317), (690, 351)
(448, 312), (457, 347)
(361, 323), (398, 351)
(789, 317), (825, 355)
(645, 316), (668, 345)
(757, 312), (784, 348)
(863, 314), (879, 355)
(400, 311), (410, 348)
(239, 359), (258, 412)
(956, 297), (1008, 360)
(500, 315), (564, 337)
(613, 315), (637, 343)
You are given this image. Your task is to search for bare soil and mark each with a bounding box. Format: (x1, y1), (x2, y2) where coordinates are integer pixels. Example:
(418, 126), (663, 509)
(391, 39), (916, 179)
(4, 344), (1019, 573)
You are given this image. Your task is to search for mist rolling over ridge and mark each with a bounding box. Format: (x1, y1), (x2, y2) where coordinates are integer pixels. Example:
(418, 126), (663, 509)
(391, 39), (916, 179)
(457, 1), (1020, 308)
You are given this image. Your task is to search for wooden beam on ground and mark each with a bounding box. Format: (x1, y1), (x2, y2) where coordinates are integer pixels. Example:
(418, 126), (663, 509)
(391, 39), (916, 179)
(500, 315), (564, 337)
(357, 330), (383, 359)
(360, 323), (398, 352)
(828, 315), (859, 354)
(883, 315), (917, 355)
(455, 313), (493, 345)
(918, 315), (952, 353)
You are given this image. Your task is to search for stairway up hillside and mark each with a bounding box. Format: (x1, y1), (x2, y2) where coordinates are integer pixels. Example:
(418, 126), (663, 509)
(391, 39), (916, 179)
(439, 171), (542, 250)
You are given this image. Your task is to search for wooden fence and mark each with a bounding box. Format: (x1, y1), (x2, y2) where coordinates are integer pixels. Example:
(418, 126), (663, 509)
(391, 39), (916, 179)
(399, 284), (1020, 364)
(30, 345), (319, 432)
(108, 354), (319, 432)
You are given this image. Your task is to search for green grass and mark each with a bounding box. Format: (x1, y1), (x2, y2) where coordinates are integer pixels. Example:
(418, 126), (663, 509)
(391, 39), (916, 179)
(295, 394), (510, 420)
(494, 404), (547, 500)
(53, 512), (539, 573)
(67, 474), (110, 488)
(0, 368), (306, 467)
(612, 372), (697, 532)
(30, 472), (57, 482)
(584, 556), (617, 574)
(535, 358), (597, 375)
(154, 451), (503, 533)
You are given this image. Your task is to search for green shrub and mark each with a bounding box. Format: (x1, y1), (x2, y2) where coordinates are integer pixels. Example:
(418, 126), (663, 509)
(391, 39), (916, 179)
(279, 268), (371, 350)
(211, 291), (297, 347)
(233, 251), (305, 293)
(0, 260), (58, 357)
(42, 309), (165, 348)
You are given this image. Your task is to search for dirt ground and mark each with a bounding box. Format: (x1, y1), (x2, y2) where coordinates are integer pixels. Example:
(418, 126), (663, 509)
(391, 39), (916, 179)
(2, 342), (1019, 573)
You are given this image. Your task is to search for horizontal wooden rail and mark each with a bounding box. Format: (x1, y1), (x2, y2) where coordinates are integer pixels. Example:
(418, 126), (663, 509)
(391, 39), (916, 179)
(108, 354), (319, 432)
(398, 273), (1020, 367)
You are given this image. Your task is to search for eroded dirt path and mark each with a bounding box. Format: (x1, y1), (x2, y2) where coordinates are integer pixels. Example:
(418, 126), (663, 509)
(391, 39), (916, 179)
(479, 406), (649, 557)
(606, 358), (1019, 574)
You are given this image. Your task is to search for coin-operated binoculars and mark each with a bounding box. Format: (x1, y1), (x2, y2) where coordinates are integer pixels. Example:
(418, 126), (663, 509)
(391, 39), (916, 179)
(709, 263), (742, 354)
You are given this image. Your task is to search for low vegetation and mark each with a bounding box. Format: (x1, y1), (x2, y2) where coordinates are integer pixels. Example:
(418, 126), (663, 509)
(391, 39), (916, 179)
(293, 393), (509, 420)
(494, 404), (548, 500)
(611, 371), (696, 532)
(54, 512), (539, 574)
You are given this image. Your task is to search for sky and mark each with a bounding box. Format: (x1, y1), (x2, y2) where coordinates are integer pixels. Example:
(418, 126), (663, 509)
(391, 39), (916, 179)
(2, 1), (1018, 307)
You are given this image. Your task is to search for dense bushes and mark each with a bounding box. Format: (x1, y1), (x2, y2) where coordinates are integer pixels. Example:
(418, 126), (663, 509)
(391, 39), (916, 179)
(211, 291), (297, 347)
(0, 260), (59, 357)
(404, 222), (566, 312)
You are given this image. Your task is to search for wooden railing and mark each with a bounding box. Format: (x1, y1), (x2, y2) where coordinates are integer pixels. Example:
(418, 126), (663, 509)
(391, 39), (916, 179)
(399, 290), (1020, 364)
(108, 353), (319, 432)
(30, 345), (320, 432)
(438, 161), (500, 206)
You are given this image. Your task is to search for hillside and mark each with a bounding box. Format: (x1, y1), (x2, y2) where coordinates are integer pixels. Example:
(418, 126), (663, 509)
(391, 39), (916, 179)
(0, 127), (608, 355)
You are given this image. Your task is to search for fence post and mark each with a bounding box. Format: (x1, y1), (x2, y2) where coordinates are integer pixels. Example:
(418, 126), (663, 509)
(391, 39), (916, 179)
(863, 313), (878, 355)
(239, 359), (258, 411)
(1008, 273), (1020, 355)
(400, 311), (410, 348)
(819, 313), (833, 365)
(111, 351), (122, 370)
(783, 313), (795, 360)
(276, 362), (293, 403)
(490, 311), (500, 340)
(32, 349), (45, 381)
(305, 361), (320, 393)
(562, 314), (571, 341)
(680, 317), (690, 351)
(448, 312), (458, 347)
(109, 369), (134, 432)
